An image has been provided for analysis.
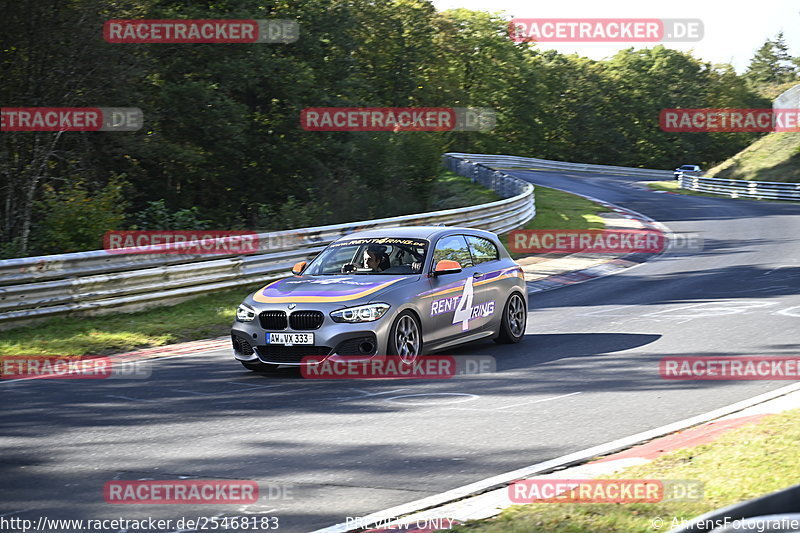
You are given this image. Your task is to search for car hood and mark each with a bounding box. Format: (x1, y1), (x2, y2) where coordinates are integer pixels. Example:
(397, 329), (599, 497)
(251, 275), (419, 306)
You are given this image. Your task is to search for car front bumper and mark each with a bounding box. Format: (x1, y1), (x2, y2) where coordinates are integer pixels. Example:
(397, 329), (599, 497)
(231, 305), (396, 366)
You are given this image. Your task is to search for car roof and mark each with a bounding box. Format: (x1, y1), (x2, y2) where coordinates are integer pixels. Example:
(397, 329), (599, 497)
(334, 225), (497, 242)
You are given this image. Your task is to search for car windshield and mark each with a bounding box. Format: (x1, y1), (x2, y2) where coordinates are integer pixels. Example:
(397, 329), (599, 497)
(680, 165), (698, 170)
(304, 237), (428, 275)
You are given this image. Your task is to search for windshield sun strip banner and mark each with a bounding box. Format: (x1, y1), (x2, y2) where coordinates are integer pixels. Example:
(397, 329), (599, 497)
(329, 237), (429, 248)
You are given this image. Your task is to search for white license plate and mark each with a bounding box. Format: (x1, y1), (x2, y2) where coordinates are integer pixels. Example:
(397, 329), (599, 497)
(267, 333), (314, 345)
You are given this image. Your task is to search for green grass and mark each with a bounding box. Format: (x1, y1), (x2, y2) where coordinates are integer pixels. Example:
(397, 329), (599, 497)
(429, 171), (502, 209)
(646, 180), (721, 198)
(499, 186), (607, 259)
(757, 80), (800, 100)
(450, 408), (800, 533)
(706, 132), (800, 182)
(0, 284), (264, 357)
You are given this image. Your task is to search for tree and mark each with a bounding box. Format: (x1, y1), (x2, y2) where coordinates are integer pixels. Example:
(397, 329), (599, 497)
(0, 1), (772, 258)
(0, 0), (149, 255)
(745, 32), (798, 85)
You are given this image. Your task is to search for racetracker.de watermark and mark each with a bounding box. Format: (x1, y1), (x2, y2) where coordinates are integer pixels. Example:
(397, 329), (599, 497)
(508, 479), (704, 503)
(660, 108), (800, 132)
(104, 230), (260, 255)
(509, 18), (703, 43)
(104, 19), (298, 43)
(104, 480), (263, 504)
(299, 355), (496, 379)
(300, 107), (495, 132)
(509, 229), (703, 254)
(1, 107), (142, 132)
(0, 356), (151, 380)
(660, 356), (800, 380)
(510, 229), (664, 254)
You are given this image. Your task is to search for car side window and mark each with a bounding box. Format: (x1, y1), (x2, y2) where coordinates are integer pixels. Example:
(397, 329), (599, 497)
(433, 235), (473, 268)
(466, 236), (499, 264)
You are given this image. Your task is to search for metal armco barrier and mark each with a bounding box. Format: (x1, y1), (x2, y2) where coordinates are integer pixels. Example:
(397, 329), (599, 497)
(446, 152), (675, 179)
(678, 174), (800, 201)
(0, 155), (533, 330)
(451, 151), (800, 202)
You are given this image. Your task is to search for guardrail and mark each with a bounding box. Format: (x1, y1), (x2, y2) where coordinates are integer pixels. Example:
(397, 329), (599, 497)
(0, 155), (534, 330)
(447, 152), (675, 179)
(451, 151), (800, 202)
(677, 174), (800, 201)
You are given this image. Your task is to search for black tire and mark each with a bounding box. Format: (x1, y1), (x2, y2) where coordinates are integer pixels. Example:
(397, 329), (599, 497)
(387, 311), (423, 364)
(494, 292), (526, 344)
(240, 361), (279, 372)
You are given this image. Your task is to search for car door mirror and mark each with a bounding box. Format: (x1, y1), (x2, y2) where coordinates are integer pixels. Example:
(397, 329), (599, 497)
(434, 260), (462, 275)
(292, 261), (307, 275)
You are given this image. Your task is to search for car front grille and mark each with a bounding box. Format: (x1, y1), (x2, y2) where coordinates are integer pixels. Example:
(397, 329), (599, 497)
(259, 311), (287, 330)
(289, 311), (324, 330)
(255, 345), (332, 364)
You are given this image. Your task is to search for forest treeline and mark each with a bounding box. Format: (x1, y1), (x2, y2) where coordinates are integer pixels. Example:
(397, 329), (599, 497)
(1, 0), (794, 257)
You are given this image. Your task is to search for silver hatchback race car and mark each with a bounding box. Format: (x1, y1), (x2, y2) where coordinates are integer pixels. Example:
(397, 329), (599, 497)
(231, 226), (527, 371)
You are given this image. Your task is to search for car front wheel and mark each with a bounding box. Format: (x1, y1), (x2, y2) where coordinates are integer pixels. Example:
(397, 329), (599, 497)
(388, 311), (423, 364)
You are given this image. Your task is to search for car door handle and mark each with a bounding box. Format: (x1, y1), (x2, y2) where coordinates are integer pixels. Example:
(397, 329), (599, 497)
(473, 272), (483, 278)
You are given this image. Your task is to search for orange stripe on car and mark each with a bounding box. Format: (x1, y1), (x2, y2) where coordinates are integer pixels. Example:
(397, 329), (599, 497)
(423, 270), (522, 299)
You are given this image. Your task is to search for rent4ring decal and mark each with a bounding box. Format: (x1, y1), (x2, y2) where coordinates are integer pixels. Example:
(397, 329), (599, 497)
(431, 277), (495, 330)
(430, 295), (461, 316)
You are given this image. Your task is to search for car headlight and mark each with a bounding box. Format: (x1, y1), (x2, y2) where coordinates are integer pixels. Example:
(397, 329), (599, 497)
(236, 303), (257, 322)
(330, 303), (390, 323)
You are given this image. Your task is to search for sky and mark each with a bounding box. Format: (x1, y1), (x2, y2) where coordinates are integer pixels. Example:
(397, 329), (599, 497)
(430, 0), (800, 73)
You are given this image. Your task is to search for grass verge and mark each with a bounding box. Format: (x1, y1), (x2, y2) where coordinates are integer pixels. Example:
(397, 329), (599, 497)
(0, 284), (263, 357)
(646, 180), (721, 198)
(449, 408), (800, 533)
(705, 132), (800, 182)
(499, 185), (607, 259)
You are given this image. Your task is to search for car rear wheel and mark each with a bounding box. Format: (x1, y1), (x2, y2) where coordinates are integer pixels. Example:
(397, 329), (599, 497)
(494, 292), (526, 344)
(240, 361), (279, 372)
(388, 311), (422, 364)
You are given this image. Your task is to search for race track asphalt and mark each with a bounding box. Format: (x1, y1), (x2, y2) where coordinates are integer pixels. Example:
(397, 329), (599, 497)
(2, 169), (799, 532)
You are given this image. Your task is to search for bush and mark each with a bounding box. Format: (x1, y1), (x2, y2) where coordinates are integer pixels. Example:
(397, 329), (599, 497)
(0, 238), (26, 260)
(130, 199), (212, 230)
(32, 176), (127, 255)
(253, 195), (332, 230)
